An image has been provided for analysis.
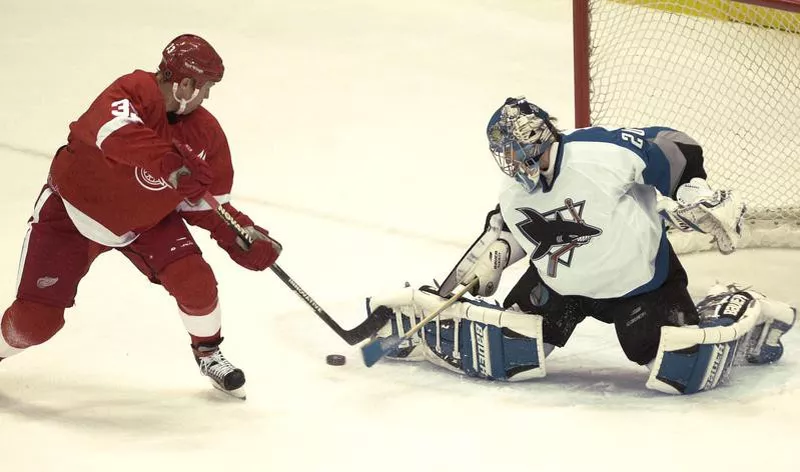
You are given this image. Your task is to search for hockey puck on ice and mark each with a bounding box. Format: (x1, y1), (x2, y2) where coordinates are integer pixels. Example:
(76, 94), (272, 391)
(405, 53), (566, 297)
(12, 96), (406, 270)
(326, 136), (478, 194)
(326, 354), (346, 366)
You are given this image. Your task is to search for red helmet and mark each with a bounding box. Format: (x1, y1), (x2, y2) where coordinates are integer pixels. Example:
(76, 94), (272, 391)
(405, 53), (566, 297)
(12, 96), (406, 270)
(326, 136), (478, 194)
(158, 34), (224, 87)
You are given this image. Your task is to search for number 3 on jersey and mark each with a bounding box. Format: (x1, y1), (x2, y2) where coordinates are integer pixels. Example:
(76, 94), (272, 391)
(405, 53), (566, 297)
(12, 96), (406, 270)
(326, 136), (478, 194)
(111, 98), (142, 123)
(621, 128), (645, 149)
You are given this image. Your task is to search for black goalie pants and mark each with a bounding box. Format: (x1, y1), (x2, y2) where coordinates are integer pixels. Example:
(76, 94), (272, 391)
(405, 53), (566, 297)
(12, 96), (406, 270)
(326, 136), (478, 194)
(503, 244), (699, 365)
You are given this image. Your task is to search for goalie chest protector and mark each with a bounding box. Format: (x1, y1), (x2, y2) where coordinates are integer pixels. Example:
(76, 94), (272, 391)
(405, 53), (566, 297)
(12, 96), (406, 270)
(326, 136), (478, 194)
(499, 128), (670, 299)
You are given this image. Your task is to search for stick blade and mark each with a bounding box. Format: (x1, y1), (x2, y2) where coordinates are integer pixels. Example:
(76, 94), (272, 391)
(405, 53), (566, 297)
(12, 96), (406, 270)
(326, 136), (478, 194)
(343, 308), (394, 345)
(361, 335), (402, 367)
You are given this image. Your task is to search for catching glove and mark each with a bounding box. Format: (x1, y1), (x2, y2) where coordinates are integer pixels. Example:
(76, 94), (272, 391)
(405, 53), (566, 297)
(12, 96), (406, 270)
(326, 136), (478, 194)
(657, 178), (746, 254)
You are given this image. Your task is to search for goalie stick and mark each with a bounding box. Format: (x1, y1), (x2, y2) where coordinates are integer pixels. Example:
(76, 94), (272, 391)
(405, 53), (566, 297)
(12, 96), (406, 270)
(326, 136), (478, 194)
(201, 193), (390, 345)
(361, 277), (478, 367)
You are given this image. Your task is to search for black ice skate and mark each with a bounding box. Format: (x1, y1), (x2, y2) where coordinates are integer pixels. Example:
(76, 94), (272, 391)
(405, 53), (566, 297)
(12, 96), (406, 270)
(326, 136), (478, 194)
(193, 339), (246, 400)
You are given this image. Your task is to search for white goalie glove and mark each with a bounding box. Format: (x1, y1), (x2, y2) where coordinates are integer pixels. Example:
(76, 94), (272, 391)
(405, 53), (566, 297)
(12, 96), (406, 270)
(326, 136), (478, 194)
(438, 208), (526, 297)
(461, 239), (512, 296)
(657, 178), (746, 254)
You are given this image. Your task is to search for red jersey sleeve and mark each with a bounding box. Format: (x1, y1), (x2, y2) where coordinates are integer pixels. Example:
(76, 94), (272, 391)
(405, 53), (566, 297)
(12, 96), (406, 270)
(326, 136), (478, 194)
(172, 107), (245, 236)
(171, 106), (234, 195)
(67, 70), (173, 175)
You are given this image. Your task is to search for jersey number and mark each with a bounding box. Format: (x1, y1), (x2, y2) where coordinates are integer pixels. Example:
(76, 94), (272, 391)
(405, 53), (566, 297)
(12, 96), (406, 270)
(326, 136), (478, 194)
(111, 99), (140, 121)
(621, 128), (645, 149)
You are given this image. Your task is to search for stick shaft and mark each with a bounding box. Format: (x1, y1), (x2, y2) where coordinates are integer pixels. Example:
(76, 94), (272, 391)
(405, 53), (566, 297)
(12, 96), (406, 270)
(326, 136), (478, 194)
(402, 278), (477, 341)
(202, 193), (254, 246)
(200, 192), (386, 345)
(361, 278), (477, 366)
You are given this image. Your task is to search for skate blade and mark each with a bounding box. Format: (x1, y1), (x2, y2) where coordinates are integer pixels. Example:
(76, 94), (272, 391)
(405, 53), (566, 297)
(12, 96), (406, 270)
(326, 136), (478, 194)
(210, 379), (247, 400)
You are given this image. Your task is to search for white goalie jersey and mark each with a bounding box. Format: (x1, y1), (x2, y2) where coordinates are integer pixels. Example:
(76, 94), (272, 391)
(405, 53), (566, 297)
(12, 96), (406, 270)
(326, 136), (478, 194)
(499, 127), (674, 299)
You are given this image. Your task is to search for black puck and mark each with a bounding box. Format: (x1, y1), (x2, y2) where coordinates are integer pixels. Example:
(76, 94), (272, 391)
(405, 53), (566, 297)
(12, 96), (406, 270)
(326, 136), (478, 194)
(326, 354), (346, 366)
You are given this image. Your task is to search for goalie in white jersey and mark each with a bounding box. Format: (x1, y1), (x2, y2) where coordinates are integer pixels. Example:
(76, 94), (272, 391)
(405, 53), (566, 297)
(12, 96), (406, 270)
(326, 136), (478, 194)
(365, 97), (795, 394)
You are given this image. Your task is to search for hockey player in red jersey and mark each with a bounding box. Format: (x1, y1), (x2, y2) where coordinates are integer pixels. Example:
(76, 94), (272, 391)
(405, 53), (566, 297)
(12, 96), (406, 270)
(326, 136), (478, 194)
(0, 34), (281, 399)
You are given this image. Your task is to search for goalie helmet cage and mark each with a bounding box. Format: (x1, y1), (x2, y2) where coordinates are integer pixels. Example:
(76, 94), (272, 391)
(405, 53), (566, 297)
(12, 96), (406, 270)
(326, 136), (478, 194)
(573, 0), (800, 252)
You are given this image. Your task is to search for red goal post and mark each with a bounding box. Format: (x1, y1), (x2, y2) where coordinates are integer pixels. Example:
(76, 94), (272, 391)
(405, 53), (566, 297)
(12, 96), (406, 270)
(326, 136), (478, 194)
(573, 0), (800, 251)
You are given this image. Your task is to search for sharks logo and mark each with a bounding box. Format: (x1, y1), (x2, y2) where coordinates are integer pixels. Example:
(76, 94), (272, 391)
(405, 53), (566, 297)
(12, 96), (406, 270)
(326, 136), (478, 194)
(515, 199), (602, 277)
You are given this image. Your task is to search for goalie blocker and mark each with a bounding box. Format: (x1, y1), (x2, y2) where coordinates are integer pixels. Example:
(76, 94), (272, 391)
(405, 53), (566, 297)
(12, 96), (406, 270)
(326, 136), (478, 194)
(366, 285), (795, 394)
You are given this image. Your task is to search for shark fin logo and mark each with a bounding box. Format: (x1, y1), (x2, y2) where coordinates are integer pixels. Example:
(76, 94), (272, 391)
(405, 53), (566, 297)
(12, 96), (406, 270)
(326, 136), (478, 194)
(516, 199), (602, 277)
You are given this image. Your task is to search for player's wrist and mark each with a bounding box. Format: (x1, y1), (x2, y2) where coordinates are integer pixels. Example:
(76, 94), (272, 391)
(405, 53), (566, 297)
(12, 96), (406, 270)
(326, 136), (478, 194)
(159, 151), (185, 181)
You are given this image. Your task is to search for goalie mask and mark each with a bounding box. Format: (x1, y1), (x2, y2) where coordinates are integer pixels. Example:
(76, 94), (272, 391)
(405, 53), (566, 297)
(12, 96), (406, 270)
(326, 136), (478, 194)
(487, 97), (559, 192)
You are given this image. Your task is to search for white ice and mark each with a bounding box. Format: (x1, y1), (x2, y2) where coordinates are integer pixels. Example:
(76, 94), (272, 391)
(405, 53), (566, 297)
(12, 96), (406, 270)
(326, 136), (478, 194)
(0, 1), (798, 471)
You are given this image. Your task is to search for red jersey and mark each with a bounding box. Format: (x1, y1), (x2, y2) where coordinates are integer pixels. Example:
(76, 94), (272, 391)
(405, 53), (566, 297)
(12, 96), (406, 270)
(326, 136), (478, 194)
(170, 107), (255, 238)
(48, 70), (181, 240)
(169, 106), (234, 198)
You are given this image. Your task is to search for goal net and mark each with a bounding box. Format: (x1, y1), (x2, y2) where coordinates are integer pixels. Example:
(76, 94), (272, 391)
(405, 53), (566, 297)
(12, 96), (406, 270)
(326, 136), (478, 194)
(573, 0), (800, 251)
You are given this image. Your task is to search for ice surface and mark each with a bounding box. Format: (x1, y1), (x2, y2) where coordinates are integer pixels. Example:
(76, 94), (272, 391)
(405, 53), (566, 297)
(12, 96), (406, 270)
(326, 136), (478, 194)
(0, 1), (798, 471)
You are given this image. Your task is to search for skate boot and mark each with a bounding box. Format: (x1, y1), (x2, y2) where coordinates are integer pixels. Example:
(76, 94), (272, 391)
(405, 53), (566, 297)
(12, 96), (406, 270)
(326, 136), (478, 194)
(193, 339), (246, 399)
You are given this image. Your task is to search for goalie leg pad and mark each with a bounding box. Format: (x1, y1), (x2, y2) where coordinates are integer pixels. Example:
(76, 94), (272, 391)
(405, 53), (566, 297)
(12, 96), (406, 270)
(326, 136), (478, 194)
(743, 298), (796, 364)
(699, 285), (796, 365)
(648, 336), (740, 394)
(646, 290), (760, 394)
(419, 306), (545, 381)
(367, 288), (546, 381)
(366, 306), (425, 361)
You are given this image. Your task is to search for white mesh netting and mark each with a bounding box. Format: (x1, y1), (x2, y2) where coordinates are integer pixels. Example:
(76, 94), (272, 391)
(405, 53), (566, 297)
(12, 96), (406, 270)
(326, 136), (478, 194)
(584, 0), (800, 250)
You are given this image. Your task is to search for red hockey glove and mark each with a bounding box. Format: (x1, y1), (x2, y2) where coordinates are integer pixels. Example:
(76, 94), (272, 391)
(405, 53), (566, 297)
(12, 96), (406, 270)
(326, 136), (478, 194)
(226, 225), (282, 271)
(161, 141), (213, 204)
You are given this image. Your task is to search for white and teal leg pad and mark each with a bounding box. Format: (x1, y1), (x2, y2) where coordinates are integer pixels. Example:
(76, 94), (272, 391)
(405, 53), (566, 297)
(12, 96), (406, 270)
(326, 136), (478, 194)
(742, 297), (796, 364)
(647, 288), (796, 394)
(366, 287), (546, 381)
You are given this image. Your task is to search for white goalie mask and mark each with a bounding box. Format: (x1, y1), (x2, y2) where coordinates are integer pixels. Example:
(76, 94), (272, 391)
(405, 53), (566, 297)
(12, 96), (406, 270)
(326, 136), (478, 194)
(486, 97), (559, 192)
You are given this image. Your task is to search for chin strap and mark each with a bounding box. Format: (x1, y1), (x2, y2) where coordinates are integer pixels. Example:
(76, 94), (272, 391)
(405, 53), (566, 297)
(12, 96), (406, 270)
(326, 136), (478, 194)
(539, 142), (558, 186)
(172, 83), (200, 114)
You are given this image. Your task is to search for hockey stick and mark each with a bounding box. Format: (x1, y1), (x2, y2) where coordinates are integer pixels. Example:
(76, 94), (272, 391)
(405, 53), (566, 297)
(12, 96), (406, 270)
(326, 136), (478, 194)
(200, 192), (391, 345)
(361, 277), (478, 367)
